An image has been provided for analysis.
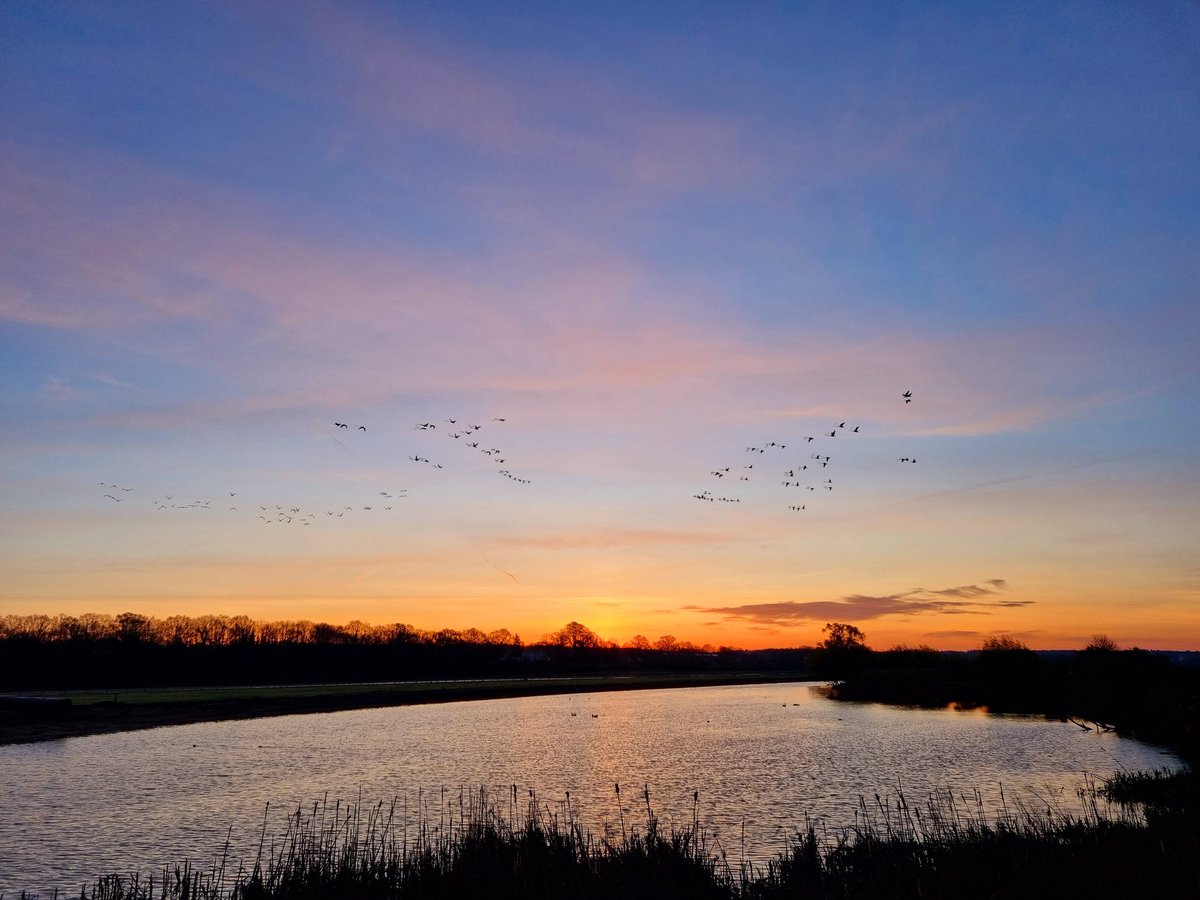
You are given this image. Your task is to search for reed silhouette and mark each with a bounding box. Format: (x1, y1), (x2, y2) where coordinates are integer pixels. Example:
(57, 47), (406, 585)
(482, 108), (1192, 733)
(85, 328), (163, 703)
(27, 778), (1200, 900)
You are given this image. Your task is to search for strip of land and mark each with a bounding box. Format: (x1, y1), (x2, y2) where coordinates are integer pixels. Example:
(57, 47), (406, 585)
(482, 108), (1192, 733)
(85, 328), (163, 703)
(0, 672), (808, 745)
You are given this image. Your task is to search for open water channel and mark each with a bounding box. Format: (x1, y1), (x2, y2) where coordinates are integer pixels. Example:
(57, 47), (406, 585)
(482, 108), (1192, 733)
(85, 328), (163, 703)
(0, 682), (1181, 894)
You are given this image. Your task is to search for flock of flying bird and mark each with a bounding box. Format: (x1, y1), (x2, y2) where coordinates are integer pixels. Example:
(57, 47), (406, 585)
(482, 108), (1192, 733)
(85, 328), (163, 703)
(98, 482), (411, 527)
(96, 416), (527, 526)
(693, 391), (917, 512)
(409, 418), (532, 484)
(98, 391), (916, 524)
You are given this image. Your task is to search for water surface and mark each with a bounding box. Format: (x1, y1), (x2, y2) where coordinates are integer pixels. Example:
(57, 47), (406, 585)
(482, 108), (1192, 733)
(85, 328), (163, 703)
(0, 682), (1180, 894)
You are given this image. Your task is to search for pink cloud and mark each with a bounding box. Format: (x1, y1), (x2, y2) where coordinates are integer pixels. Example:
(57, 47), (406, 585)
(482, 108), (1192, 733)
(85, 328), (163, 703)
(3, 136), (1158, 449)
(688, 580), (1028, 626)
(236, 2), (767, 195)
(489, 525), (737, 551)
(0, 144), (857, 409)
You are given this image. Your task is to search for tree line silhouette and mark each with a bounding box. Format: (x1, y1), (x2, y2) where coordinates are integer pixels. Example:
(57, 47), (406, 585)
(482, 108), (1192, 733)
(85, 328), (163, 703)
(5, 613), (1196, 761)
(0, 613), (801, 691)
(0, 613), (725, 653)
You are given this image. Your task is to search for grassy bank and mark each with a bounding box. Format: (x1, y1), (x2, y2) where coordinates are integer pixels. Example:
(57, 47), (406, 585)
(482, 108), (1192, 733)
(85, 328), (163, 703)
(30, 783), (1200, 900)
(0, 672), (807, 745)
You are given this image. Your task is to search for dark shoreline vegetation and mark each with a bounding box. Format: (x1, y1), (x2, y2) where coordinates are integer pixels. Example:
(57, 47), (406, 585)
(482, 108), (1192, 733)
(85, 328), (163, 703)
(4, 615), (1200, 897)
(19, 777), (1200, 900)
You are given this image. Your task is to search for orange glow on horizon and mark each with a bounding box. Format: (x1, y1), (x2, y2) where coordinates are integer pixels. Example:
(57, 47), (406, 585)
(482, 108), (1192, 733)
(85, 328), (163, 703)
(4, 594), (1198, 653)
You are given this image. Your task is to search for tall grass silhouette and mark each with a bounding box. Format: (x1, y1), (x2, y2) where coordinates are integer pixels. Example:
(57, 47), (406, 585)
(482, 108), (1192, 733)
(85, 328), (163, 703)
(19, 776), (1200, 900)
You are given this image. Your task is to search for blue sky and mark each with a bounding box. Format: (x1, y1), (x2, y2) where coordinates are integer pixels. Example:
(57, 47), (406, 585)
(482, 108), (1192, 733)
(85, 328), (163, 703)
(2, 1), (1198, 648)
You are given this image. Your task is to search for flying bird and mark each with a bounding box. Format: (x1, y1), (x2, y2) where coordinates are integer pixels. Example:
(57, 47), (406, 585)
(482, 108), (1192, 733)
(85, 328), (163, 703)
(902, 391), (913, 403)
(486, 559), (520, 583)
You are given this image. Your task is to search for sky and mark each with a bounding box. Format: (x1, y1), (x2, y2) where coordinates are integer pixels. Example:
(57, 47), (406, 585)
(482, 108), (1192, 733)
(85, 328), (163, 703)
(2, 1), (1198, 651)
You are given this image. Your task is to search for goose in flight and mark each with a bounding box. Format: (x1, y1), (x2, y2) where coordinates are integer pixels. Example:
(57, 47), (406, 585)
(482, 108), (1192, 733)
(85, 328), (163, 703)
(902, 391), (913, 403)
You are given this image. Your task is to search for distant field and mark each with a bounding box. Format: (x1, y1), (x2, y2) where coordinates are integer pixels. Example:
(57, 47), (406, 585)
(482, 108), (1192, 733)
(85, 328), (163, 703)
(1, 672), (808, 745)
(16, 672), (794, 705)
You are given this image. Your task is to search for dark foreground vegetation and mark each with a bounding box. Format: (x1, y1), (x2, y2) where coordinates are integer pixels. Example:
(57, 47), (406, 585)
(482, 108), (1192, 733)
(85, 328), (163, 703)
(28, 780), (1200, 900)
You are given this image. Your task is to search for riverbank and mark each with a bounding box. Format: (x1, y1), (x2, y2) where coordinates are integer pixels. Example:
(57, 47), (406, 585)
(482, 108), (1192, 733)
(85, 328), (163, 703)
(820, 645), (1200, 764)
(0, 672), (807, 745)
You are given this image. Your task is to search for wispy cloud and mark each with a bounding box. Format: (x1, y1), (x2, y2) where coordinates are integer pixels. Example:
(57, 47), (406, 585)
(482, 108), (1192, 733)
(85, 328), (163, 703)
(280, 3), (766, 195)
(490, 526), (734, 551)
(34, 377), (84, 403)
(923, 630), (982, 639)
(687, 580), (1027, 626)
(926, 579), (1007, 598)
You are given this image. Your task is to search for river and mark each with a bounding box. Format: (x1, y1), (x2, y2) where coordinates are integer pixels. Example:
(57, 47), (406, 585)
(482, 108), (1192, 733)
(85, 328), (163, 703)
(0, 682), (1180, 894)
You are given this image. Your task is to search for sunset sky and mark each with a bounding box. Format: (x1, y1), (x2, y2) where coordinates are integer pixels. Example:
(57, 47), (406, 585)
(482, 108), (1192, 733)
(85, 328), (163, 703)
(2, 2), (1198, 650)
